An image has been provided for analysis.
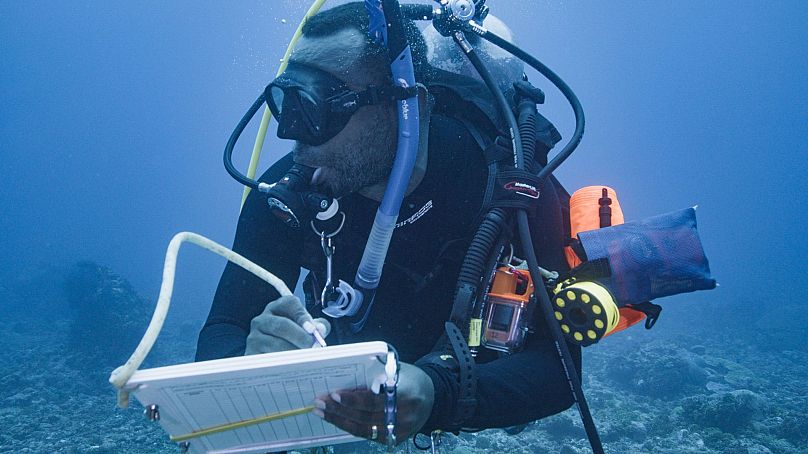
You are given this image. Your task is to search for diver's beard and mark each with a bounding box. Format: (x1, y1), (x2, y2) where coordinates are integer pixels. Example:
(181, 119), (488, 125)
(292, 126), (395, 198)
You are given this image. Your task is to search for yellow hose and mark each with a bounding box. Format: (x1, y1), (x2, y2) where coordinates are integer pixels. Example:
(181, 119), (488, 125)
(170, 405), (315, 442)
(240, 0), (329, 208)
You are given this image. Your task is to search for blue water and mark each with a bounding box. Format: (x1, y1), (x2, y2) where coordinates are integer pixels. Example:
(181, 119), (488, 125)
(1, 1), (806, 453)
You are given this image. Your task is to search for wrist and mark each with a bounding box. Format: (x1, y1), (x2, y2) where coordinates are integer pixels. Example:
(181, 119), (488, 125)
(415, 356), (458, 433)
(414, 322), (478, 433)
(400, 363), (435, 434)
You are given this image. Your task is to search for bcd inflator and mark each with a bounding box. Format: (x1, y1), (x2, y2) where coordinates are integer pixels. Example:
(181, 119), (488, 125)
(553, 186), (716, 346)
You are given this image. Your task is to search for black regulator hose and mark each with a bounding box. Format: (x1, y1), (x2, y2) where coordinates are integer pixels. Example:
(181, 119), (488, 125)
(469, 26), (585, 180)
(223, 93), (266, 191)
(516, 92), (539, 172)
(454, 33), (523, 167)
(460, 34), (605, 454)
(470, 226), (511, 330)
(447, 32), (524, 337)
(517, 215), (604, 453)
(450, 207), (508, 331)
(456, 208), (508, 285)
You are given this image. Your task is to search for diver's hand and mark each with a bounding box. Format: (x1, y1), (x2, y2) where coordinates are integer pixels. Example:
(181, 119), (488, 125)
(245, 295), (330, 355)
(313, 362), (435, 445)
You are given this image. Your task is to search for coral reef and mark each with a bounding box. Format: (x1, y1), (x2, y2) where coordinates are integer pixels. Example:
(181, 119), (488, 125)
(0, 265), (806, 453)
(680, 390), (766, 433)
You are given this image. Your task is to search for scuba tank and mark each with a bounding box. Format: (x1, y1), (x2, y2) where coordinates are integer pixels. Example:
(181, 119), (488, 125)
(424, 14), (524, 96)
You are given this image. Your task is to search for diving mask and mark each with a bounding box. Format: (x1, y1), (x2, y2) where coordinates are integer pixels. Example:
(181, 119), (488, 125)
(265, 62), (416, 146)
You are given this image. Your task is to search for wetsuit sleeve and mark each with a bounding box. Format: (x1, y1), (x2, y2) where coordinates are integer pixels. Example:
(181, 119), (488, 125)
(418, 337), (580, 431)
(195, 153), (303, 361)
(469, 340), (580, 428)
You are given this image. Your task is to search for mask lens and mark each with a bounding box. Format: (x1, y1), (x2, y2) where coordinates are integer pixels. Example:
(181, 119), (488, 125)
(297, 91), (322, 134)
(268, 86), (286, 117)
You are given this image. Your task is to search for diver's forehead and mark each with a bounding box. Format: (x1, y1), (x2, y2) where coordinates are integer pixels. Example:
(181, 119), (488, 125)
(290, 28), (367, 77)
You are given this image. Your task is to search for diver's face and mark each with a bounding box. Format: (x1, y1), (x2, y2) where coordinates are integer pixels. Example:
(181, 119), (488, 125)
(288, 29), (396, 198)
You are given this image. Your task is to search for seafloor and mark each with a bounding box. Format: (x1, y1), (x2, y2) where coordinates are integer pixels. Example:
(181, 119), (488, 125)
(1, 263), (805, 453)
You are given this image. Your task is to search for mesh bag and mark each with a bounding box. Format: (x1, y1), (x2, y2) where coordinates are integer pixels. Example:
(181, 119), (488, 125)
(577, 207), (715, 306)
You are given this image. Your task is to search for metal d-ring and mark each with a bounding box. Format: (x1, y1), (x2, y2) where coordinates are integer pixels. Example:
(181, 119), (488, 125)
(310, 211), (346, 238)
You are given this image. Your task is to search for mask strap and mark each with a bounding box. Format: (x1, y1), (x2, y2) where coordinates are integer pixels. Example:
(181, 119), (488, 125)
(329, 85), (418, 113)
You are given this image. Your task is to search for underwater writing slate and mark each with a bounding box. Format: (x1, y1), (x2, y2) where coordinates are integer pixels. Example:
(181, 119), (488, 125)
(125, 341), (389, 454)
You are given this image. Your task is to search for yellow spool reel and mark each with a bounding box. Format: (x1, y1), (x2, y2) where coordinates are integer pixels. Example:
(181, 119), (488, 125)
(552, 280), (620, 346)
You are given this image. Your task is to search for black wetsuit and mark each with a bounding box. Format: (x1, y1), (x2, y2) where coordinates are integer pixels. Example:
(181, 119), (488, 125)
(197, 113), (581, 431)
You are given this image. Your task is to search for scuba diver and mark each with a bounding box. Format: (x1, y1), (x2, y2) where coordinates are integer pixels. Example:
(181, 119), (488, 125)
(104, 2), (713, 452)
(196, 2), (581, 446)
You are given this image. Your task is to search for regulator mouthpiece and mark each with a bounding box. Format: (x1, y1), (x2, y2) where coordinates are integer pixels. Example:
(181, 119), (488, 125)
(265, 164), (336, 228)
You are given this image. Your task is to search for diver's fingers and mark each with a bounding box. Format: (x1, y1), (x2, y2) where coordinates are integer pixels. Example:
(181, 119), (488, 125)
(318, 394), (383, 422)
(250, 313), (313, 349)
(315, 400), (408, 445)
(265, 294), (313, 326)
(314, 395), (383, 438)
(328, 389), (385, 412)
